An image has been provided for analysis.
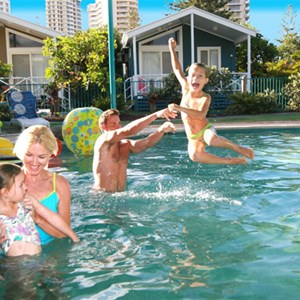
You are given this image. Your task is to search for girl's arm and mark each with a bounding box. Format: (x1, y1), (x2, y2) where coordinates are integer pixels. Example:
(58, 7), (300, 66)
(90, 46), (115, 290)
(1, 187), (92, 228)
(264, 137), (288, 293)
(29, 197), (79, 243)
(169, 94), (211, 119)
(24, 198), (78, 243)
(169, 37), (187, 88)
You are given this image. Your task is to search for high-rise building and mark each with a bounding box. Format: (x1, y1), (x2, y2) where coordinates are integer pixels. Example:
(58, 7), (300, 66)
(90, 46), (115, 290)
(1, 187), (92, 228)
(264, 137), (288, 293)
(0, 0), (10, 14)
(46, 0), (82, 36)
(88, 0), (139, 33)
(228, 0), (250, 24)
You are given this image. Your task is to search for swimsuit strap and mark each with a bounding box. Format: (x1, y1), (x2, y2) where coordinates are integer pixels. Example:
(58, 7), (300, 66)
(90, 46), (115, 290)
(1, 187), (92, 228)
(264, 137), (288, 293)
(53, 173), (57, 192)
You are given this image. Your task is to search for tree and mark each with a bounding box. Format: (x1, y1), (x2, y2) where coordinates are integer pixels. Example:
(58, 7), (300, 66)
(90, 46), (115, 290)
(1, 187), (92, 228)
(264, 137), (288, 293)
(276, 5), (300, 60)
(127, 7), (140, 30)
(236, 33), (279, 77)
(168, 0), (232, 20)
(265, 6), (300, 77)
(43, 27), (123, 90)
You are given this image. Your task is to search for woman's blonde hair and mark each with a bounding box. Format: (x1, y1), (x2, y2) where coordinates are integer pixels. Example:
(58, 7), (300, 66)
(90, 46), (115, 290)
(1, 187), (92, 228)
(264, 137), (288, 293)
(13, 125), (58, 159)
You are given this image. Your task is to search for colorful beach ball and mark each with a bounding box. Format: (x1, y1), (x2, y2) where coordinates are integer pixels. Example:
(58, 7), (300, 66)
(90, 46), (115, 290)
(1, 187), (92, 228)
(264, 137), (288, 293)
(62, 107), (103, 156)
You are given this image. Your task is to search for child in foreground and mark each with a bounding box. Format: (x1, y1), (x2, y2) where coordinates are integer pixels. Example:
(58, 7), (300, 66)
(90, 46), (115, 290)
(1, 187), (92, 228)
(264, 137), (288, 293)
(168, 37), (254, 164)
(0, 163), (79, 257)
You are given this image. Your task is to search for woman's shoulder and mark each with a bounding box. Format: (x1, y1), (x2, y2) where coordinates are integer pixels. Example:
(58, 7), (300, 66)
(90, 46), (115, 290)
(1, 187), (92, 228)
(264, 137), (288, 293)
(55, 173), (70, 186)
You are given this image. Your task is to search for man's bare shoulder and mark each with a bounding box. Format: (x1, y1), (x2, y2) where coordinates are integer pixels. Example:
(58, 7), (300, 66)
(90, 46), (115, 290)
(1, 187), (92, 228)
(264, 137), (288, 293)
(95, 132), (130, 150)
(94, 132), (109, 149)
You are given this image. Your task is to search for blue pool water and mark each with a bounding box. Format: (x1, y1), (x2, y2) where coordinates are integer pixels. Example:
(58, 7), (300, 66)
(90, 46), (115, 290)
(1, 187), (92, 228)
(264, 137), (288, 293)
(1, 128), (300, 299)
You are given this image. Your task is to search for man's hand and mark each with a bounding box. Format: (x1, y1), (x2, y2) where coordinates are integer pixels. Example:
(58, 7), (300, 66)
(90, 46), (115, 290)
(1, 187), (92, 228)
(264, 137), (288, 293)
(158, 121), (176, 134)
(156, 108), (177, 121)
(169, 37), (177, 50)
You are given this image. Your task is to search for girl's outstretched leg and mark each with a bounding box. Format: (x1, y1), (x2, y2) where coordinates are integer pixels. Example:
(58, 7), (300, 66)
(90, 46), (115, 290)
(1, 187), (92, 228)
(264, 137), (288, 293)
(204, 130), (254, 159)
(188, 142), (247, 164)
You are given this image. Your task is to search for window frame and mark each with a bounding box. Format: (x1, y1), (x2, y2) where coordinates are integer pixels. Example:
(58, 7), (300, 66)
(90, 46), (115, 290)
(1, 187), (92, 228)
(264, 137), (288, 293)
(139, 27), (183, 78)
(5, 28), (48, 80)
(197, 46), (221, 70)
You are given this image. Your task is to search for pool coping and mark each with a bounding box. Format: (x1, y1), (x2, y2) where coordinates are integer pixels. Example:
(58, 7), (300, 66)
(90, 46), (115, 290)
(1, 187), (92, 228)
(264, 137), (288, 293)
(138, 121), (300, 135)
(1, 121), (300, 142)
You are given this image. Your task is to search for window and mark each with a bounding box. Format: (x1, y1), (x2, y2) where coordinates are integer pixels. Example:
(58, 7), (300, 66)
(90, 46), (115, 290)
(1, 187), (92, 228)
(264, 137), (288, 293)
(197, 47), (221, 69)
(11, 54), (49, 83)
(142, 52), (160, 75)
(7, 29), (49, 82)
(139, 28), (182, 78)
(9, 33), (44, 48)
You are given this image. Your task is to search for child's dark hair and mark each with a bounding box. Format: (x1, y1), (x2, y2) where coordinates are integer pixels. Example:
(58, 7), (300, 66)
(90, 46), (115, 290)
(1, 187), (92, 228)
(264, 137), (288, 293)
(0, 163), (21, 190)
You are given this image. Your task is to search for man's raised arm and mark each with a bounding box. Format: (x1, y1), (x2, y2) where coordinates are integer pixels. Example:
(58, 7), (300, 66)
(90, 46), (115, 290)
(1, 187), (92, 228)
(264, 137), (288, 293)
(106, 108), (177, 144)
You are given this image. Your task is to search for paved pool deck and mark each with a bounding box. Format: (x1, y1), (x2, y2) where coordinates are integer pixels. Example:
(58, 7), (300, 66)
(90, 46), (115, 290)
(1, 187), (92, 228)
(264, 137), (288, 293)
(1, 120), (300, 143)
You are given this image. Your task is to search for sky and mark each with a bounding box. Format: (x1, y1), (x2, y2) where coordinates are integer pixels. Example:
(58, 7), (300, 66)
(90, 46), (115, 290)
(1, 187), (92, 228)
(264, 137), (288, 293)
(9, 0), (300, 45)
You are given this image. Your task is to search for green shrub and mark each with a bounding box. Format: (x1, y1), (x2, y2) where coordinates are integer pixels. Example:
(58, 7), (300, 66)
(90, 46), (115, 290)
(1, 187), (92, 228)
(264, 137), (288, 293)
(92, 96), (111, 111)
(283, 73), (300, 111)
(206, 67), (233, 92)
(155, 73), (182, 104)
(92, 92), (125, 112)
(0, 61), (12, 78)
(225, 90), (280, 115)
(0, 103), (12, 121)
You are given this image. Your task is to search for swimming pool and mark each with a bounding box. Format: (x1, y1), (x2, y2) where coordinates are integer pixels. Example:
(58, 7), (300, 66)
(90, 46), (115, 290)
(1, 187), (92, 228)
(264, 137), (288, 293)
(1, 128), (300, 299)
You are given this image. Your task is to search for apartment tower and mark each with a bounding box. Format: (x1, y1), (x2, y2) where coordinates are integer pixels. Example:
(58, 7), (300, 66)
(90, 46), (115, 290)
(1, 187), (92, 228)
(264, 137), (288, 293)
(88, 0), (138, 33)
(46, 0), (82, 36)
(228, 0), (250, 24)
(0, 0), (10, 14)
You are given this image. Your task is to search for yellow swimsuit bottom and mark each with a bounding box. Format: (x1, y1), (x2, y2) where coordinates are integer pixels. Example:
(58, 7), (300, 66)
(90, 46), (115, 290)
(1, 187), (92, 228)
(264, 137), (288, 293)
(190, 123), (213, 140)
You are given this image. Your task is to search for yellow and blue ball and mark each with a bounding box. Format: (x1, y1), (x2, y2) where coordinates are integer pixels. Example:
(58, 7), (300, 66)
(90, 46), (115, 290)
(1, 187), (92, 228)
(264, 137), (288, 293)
(62, 107), (103, 156)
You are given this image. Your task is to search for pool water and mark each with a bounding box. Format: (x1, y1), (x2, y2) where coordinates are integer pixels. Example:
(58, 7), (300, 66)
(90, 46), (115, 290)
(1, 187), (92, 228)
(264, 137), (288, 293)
(1, 128), (300, 299)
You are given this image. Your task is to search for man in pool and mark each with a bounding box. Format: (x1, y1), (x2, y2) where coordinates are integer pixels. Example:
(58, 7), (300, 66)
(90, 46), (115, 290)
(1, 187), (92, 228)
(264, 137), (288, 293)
(93, 108), (177, 192)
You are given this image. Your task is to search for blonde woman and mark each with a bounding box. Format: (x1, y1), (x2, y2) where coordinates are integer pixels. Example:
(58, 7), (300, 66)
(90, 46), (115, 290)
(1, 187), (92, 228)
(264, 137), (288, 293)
(14, 125), (72, 245)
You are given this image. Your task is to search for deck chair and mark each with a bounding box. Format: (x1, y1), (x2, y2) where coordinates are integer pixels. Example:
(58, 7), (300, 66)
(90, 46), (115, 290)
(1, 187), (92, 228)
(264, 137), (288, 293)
(8, 90), (50, 131)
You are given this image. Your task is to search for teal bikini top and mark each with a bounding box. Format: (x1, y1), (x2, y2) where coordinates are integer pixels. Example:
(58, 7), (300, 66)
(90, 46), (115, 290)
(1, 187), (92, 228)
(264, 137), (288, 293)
(36, 173), (59, 245)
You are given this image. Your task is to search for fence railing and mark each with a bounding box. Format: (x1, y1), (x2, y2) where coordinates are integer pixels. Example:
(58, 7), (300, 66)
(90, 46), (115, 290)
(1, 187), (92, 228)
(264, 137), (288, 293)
(1, 77), (122, 115)
(249, 77), (289, 109)
(1, 76), (290, 115)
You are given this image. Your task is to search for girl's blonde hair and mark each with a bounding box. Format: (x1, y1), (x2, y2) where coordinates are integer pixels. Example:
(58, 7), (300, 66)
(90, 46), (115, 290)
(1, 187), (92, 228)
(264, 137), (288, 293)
(0, 163), (21, 190)
(13, 125), (58, 160)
